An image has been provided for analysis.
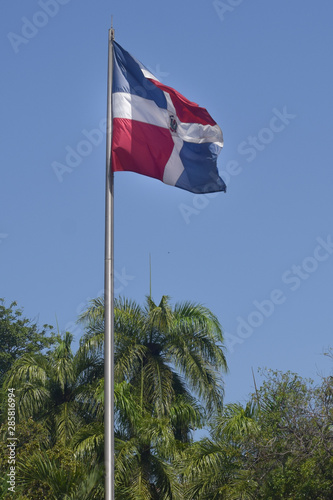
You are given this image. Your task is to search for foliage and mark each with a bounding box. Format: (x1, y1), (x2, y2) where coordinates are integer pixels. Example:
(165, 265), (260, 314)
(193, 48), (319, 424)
(3, 331), (104, 445)
(1, 296), (333, 499)
(0, 418), (51, 499)
(0, 299), (58, 386)
(250, 369), (333, 499)
(181, 369), (333, 499)
(80, 295), (228, 416)
(78, 294), (228, 497)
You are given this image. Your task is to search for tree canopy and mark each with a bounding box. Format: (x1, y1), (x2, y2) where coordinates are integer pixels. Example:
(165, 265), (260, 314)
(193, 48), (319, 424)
(0, 299), (58, 385)
(0, 297), (332, 499)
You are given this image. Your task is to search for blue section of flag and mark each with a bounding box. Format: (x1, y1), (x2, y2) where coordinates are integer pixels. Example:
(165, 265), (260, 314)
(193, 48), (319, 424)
(177, 142), (225, 193)
(113, 42), (167, 109)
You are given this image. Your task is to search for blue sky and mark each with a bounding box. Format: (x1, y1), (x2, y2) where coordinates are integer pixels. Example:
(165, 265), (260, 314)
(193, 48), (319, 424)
(1, 0), (332, 405)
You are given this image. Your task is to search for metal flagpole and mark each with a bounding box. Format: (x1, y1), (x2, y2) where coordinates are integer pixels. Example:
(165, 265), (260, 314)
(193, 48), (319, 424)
(104, 23), (115, 500)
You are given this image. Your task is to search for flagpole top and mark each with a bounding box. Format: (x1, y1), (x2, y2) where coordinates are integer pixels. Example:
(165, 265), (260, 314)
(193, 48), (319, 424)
(110, 15), (115, 41)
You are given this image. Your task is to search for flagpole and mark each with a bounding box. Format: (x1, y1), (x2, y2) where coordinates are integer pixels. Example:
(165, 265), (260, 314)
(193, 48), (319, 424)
(104, 24), (115, 500)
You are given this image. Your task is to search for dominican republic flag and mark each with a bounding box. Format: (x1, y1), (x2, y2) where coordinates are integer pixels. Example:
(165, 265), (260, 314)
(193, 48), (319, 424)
(111, 42), (226, 194)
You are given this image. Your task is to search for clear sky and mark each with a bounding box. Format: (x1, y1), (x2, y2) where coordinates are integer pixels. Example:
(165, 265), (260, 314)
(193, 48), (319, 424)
(1, 0), (332, 405)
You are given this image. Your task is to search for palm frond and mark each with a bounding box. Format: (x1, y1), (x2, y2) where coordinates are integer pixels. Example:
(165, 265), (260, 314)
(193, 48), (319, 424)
(53, 401), (83, 443)
(77, 296), (105, 325)
(213, 402), (260, 441)
(71, 421), (104, 459)
(182, 438), (256, 499)
(14, 383), (51, 421)
(17, 452), (83, 499)
(63, 465), (104, 500)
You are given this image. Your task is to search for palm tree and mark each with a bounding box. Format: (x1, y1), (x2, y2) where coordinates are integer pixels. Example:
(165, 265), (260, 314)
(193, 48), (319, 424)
(181, 402), (259, 499)
(3, 331), (103, 445)
(80, 294), (228, 417)
(16, 450), (103, 499)
(78, 294), (228, 497)
(1, 332), (104, 497)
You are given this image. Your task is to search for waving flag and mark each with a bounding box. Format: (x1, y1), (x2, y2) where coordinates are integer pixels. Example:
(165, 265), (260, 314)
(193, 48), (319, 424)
(111, 42), (226, 194)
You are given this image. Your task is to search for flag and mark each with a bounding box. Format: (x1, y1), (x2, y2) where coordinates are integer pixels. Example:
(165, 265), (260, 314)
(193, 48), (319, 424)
(111, 41), (226, 194)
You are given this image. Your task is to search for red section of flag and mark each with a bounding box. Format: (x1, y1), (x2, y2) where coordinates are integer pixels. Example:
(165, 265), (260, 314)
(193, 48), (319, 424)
(112, 118), (174, 181)
(151, 80), (217, 126)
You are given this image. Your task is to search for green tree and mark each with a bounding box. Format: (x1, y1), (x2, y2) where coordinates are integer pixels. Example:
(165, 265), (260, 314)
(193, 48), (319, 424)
(251, 369), (333, 499)
(1, 332), (105, 498)
(0, 299), (57, 385)
(183, 368), (333, 499)
(0, 417), (103, 499)
(79, 294), (228, 498)
(181, 402), (259, 499)
(16, 450), (103, 500)
(3, 332), (103, 446)
(194, 369), (333, 500)
(0, 418), (51, 499)
(80, 295), (227, 417)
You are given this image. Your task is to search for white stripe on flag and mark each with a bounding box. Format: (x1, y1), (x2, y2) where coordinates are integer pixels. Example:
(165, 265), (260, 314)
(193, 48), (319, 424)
(177, 122), (223, 147)
(163, 135), (184, 186)
(112, 92), (169, 128)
